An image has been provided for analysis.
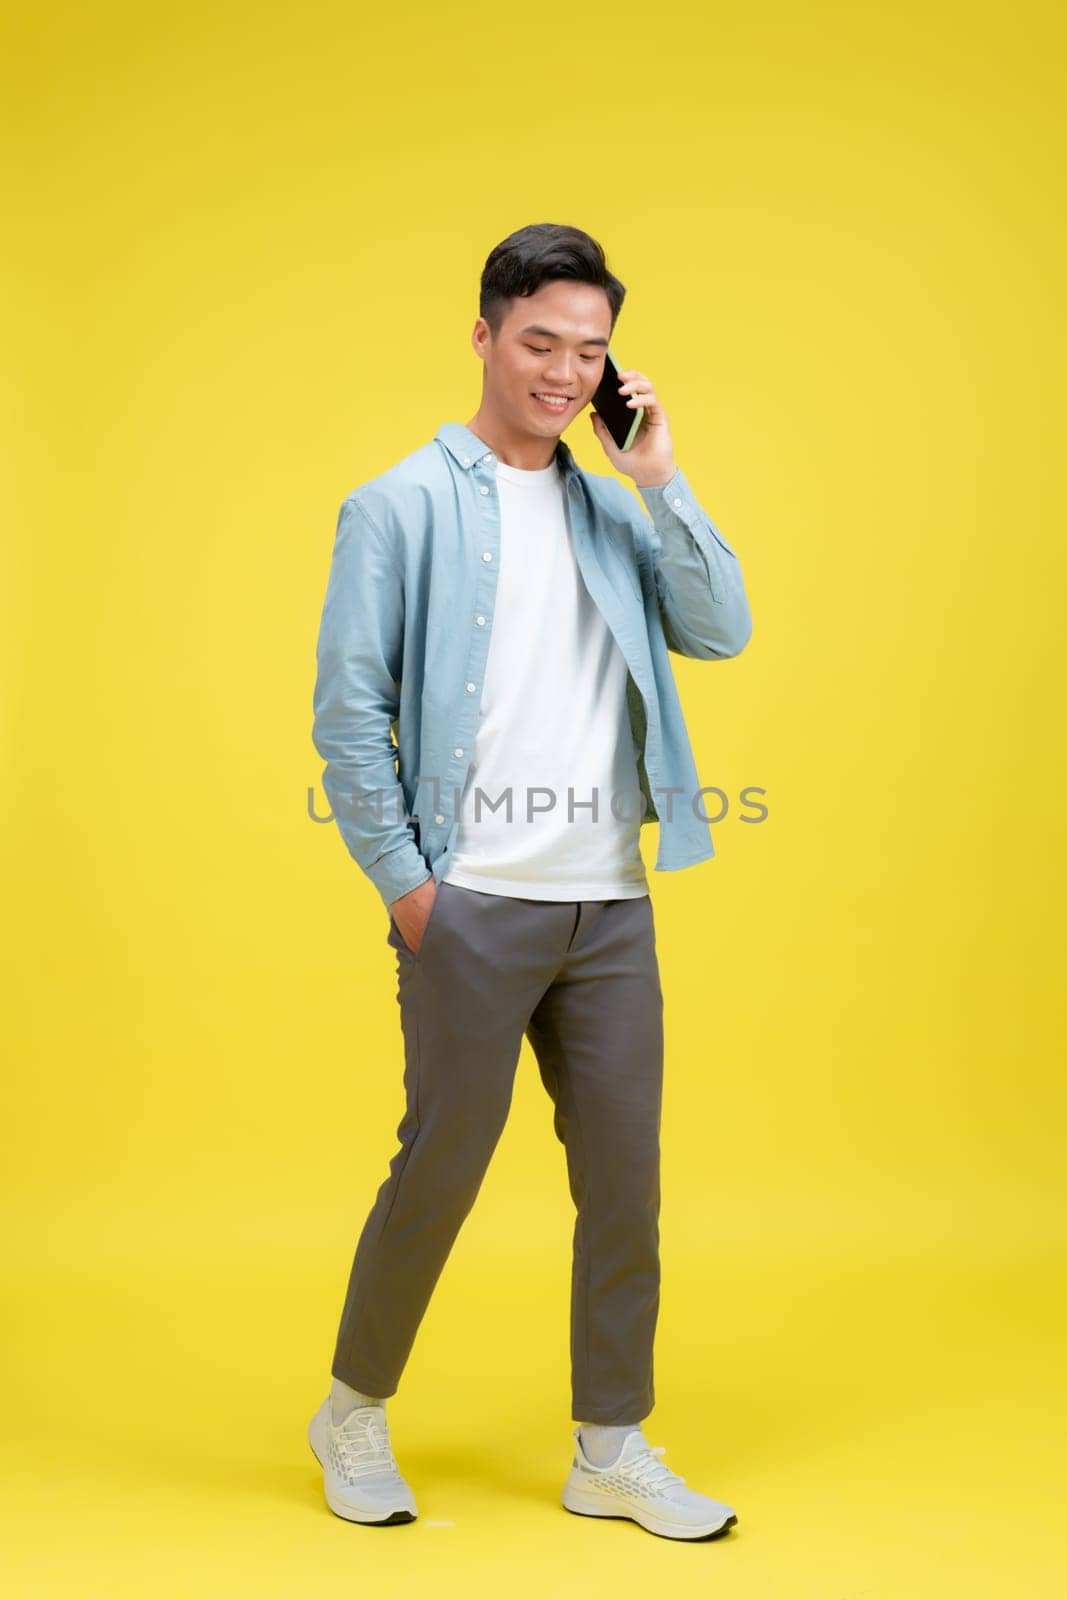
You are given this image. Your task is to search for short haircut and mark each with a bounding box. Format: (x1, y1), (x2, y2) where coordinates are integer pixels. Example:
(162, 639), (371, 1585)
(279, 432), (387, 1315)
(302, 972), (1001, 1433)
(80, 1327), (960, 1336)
(478, 223), (626, 338)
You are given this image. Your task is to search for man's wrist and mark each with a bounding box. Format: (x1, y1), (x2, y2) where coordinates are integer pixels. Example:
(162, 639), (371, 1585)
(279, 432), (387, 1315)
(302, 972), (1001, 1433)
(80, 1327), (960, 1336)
(634, 464), (677, 489)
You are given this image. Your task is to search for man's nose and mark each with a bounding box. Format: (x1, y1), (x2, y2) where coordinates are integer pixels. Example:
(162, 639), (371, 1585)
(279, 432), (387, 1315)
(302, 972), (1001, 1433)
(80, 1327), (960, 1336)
(544, 354), (577, 386)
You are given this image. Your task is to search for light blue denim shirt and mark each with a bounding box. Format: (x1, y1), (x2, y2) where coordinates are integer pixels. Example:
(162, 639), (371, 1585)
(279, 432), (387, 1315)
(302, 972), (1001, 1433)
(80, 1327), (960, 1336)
(312, 421), (753, 912)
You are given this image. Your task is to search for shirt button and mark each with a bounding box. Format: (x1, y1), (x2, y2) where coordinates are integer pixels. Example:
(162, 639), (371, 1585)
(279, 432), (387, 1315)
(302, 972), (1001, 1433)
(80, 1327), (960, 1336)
(466, 681), (476, 693)
(462, 455), (471, 464)
(434, 813), (445, 824)
(475, 614), (486, 625)
(481, 551), (492, 562)
(673, 496), (683, 507)
(453, 747), (463, 758)
(480, 485), (490, 496)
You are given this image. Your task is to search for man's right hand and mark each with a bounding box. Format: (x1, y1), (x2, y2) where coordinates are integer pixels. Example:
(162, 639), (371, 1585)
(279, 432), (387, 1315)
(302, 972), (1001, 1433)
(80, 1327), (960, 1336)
(389, 876), (437, 957)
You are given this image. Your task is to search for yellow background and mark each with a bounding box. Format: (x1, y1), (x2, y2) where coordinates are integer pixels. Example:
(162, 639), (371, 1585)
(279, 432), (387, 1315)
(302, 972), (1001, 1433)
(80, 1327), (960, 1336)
(4, 0), (1065, 1594)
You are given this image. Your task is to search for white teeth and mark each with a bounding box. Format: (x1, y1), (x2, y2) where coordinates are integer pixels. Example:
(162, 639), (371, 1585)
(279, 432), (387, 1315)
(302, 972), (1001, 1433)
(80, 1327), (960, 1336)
(535, 394), (569, 407)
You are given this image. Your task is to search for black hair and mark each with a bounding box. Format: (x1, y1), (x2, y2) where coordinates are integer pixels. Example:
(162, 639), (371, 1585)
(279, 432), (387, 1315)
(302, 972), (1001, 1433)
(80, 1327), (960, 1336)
(478, 223), (626, 338)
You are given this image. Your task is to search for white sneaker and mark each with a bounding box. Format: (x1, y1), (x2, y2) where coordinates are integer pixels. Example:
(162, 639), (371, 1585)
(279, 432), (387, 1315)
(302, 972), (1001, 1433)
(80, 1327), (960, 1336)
(307, 1397), (418, 1524)
(562, 1426), (738, 1540)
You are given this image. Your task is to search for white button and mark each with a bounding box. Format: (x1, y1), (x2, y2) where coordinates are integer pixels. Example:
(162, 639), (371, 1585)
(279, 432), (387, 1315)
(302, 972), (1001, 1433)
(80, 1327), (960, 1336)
(466, 681), (476, 692)
(434, 813), (445, 824)
(481, 551), (492, 562)
(462, 455), (471, 464)
(475, 614), (486, 625)
(673, 496), (682, 507)
(453, 747), (463, 758)
(482, 454), (493, 463)
(480, 485), (490, 496)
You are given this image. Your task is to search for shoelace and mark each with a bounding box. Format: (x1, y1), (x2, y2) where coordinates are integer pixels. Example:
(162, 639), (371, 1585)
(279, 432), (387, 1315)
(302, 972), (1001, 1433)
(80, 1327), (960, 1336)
(621, 1444), (687, 1494)
(332, 1410), (403, 1484)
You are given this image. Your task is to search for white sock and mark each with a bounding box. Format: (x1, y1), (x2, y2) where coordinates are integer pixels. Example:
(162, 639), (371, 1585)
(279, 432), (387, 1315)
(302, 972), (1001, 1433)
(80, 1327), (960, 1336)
(331, 1377), (386, 1425)
(579, 1421), (642, 1467)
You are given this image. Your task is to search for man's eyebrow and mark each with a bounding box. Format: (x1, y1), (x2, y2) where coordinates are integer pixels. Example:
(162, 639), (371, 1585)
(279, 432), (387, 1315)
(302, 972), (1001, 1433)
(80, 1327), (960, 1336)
(520, 324), (610, 347)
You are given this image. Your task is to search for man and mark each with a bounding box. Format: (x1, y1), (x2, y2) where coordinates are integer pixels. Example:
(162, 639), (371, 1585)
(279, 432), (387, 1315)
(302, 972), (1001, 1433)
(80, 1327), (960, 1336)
(308, 223), (752, 1540)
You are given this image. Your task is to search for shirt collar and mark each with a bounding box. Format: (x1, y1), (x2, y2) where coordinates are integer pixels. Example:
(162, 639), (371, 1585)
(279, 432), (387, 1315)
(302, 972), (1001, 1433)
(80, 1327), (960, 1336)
(435, 421), (580, 480)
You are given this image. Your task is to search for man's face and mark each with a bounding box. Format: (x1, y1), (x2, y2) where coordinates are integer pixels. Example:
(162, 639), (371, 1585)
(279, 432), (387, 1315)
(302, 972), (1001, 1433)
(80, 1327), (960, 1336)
(471, 279), (613, 442)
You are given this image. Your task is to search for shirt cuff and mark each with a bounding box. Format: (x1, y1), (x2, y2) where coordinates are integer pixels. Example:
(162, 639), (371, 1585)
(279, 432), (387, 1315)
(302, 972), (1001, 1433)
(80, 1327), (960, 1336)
(364, 846), (434, 913)
(636, 466), (739, 559)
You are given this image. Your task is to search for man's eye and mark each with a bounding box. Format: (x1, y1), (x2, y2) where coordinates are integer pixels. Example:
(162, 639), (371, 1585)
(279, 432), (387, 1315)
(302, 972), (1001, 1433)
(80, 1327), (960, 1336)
(527, 346), (600, 361)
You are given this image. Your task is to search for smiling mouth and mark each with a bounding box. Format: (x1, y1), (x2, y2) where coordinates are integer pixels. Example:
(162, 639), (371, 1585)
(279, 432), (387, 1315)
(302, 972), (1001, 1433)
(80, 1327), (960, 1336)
(532, 392), (575, 410)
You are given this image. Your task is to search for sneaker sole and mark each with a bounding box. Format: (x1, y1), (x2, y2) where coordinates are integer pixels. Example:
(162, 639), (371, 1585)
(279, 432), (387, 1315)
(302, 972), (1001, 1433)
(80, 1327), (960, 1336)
(307, 1413), (417, 1525)
(562, 1483), (738, 1541)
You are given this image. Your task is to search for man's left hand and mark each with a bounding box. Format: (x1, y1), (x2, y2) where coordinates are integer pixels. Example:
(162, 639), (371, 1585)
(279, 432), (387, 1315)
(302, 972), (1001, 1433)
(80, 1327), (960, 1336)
(589, 367), (676, 488)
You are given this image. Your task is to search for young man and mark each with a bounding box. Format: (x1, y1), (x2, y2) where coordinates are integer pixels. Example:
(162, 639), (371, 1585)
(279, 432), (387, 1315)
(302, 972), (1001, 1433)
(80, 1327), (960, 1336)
(308, 223), (752, 1540)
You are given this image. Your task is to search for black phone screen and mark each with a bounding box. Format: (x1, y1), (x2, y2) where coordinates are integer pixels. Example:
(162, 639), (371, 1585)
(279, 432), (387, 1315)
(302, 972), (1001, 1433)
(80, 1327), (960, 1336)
(592, 347), (642, 452)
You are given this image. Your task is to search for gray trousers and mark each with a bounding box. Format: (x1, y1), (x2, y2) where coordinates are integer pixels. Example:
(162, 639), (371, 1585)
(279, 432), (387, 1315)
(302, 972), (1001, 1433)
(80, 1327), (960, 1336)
(331, 879), (665, 1425)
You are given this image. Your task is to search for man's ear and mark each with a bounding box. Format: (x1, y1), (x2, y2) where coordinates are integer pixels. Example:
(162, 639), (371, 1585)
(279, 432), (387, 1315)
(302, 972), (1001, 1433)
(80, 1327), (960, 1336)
(470, 317), (491, 359)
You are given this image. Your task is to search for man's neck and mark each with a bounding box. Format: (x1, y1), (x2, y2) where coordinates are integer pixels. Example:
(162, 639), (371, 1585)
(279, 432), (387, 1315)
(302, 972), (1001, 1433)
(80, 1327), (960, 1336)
(465, 412), (559, 472)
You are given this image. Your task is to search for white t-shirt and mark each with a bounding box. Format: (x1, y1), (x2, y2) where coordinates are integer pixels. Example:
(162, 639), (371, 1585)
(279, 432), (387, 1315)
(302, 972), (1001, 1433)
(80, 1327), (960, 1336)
(442, 454), (650, 900)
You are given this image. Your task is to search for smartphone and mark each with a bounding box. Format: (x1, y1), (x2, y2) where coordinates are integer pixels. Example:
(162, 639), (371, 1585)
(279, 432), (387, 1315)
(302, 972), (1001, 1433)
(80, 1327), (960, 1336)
(592, 345), (644, 452)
